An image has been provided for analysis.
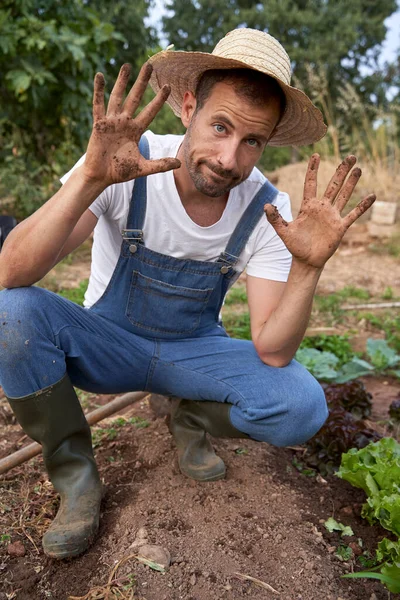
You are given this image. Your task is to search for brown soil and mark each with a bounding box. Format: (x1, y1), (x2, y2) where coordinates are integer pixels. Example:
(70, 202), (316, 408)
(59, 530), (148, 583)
(1, 379), (400, 600)
(318, 241), (400, 298)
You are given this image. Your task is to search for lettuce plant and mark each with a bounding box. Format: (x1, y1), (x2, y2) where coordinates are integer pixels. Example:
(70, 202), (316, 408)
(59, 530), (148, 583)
(323, 380), (372, 420)
(296, 338), (400, 383)
(304, 402), (380, 475)
(338, 438), (400, 592)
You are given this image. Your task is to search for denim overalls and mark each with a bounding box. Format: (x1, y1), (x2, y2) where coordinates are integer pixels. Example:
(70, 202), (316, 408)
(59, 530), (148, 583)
(0, 136), (327, 444)
(90, 136), (278, 339)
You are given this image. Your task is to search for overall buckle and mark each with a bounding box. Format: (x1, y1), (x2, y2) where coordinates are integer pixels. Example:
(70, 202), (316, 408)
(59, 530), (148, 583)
(122, 229), (144, 254)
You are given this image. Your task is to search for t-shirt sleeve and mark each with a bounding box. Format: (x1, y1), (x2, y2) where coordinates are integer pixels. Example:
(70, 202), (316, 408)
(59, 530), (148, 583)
(246, 191), (293, 282)
(60, 153), (113, 219)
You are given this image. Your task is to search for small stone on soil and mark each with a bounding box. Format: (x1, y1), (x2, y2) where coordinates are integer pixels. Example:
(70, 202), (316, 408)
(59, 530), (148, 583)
(137, 544), (171, 570)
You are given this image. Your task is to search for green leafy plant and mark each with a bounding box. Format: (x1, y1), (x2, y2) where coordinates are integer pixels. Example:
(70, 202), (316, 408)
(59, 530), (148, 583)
(291, 457), (316, 477)
(325, 517), (354, 537)
(128, 416), (150, 429)
(358, 551), (378, 569)
(343, 538), (400, 593)
(92, 415), (149, 448)
(234, 447), (249, 455)
(224, 285), (247, 305)
(58, 279), (89, 306)
(0, 0), (153, 219)
(362, 313), (400, 354)
(313, 287), (371, 322)
(323, 380), (372, 420)
(299, 334), (355, 367)
(382, 286), (394, 300)
(366, 339), (400, 375)
(335, 544), (353, 561)
(295, 348), (341, 381)
(296, 337), (400, 382)
(338, 438), (400, 592)
(303, 402), (380, 475)
(338, 437), (400, 499)
(222, 312), (251, 340)
(314, 294), (343, 320)
(339, 286), (370, 300)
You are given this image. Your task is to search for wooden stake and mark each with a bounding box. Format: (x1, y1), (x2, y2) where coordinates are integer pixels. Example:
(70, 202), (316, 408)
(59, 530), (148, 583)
(0, 391), (148, 475)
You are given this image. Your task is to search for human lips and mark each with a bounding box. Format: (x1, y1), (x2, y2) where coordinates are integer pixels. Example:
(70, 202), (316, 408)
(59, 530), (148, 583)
(206, 164), (233, 180)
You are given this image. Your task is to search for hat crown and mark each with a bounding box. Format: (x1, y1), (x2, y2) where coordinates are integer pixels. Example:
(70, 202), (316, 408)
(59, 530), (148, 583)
(212, 28), (292, 86)
(148, 28), (327, 146)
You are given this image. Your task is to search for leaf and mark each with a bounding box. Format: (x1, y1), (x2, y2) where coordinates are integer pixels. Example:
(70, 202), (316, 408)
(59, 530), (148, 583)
(235, 447), (249, 455)
(366, 338), (400, 370)
(338, 437), (400, 498)
(135, 556), (166, 573)
(325, 517), (343, 532)
(381, 562), (400, 593)
(339, 438), (400, 542)
(342, 570), (400, 593)
(376, 538), (400, 564)
(333, 358), (374, 383)
(5, 70), (32, 95)
(335, 544), (353, 561)
(366, 493), (400, 536)
(295, 348), (340, 381)
(324, 517), (354, 536)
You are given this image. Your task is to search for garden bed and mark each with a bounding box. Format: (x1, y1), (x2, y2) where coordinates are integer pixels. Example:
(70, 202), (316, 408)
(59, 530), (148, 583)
(1, 377), (400, 600)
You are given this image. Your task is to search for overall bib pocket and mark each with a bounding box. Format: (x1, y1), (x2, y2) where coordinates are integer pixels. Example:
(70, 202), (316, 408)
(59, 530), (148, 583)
(126, 271), (213, 335)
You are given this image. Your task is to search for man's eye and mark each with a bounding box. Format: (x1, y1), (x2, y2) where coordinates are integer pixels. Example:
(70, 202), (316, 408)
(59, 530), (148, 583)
(247, 138), (259, 147)
(214, 124), (225, 133)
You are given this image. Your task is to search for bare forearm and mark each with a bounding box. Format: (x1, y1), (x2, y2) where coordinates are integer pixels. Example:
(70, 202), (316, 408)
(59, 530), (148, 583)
(255, 259), (322, 366)
(0, 167), (105, 288)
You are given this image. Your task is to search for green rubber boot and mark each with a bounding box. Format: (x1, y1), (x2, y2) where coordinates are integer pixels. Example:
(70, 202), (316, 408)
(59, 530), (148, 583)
(7, 375), (102, 559)
(169, 399), (248, 482)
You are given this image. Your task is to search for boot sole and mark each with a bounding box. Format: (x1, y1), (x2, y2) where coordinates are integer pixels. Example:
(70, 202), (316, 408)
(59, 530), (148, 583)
(179, 465), (226, 482)
(43, 524), (99, 560)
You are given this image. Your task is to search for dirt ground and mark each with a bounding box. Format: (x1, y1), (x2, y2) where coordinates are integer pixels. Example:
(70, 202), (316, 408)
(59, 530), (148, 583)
(1, 379), (400, 600)
(1, 170), (400, 599)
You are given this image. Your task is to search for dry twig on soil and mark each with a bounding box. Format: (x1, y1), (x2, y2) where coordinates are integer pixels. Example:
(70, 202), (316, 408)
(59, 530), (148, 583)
(0, 475), (55, 553)
(68, 551), (166, 600)
(234, 571), (280, 595)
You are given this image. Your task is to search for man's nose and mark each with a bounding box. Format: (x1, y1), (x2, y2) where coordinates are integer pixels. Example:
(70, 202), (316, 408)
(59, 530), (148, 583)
(217, 141), (239, 173)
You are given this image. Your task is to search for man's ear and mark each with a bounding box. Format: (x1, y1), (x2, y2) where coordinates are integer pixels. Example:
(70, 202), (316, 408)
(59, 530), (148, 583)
(180, 91), (197, 128)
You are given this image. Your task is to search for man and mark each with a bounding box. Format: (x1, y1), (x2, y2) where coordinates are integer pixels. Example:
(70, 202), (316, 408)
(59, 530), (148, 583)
(0, 28), (375, 559)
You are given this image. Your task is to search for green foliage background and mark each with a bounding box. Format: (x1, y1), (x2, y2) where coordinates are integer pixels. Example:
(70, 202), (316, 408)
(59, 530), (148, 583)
(0, 0), (153, 218)
(0, 0), (398, 218)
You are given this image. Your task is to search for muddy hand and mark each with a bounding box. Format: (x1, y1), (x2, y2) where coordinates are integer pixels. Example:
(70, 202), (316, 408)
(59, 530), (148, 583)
(264, 154), (376, 269)
(83, 63), (181, 186)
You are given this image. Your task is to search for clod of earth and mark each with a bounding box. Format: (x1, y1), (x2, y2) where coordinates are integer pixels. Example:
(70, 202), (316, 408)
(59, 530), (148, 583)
(7, 540), (26, 557)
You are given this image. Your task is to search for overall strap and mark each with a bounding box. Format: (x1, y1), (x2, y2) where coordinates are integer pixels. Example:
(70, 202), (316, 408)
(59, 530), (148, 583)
(217, 180), (279, 269)
(122, 135), (150, 245)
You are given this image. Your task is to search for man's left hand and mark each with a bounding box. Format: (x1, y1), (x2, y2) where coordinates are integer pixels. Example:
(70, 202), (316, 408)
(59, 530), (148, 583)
(264, 154), (376, 269)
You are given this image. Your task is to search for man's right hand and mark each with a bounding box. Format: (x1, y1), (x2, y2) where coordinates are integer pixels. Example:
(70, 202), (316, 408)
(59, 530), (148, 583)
(83, 62), (181, 187)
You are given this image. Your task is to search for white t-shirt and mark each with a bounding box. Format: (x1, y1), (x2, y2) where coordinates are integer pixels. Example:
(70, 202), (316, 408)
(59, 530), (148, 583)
(61, 131), (293, 308)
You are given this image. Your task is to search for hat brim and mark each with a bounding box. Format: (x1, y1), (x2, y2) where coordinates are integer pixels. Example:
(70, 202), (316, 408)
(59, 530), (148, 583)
(149, 51), (327, 147)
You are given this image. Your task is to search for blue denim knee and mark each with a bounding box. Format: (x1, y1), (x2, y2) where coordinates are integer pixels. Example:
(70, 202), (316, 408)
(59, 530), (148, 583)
(229, 361), (328, 446)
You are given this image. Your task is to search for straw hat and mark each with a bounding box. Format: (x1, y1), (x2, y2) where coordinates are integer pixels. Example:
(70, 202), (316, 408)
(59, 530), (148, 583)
(149, 28), (327, 147)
